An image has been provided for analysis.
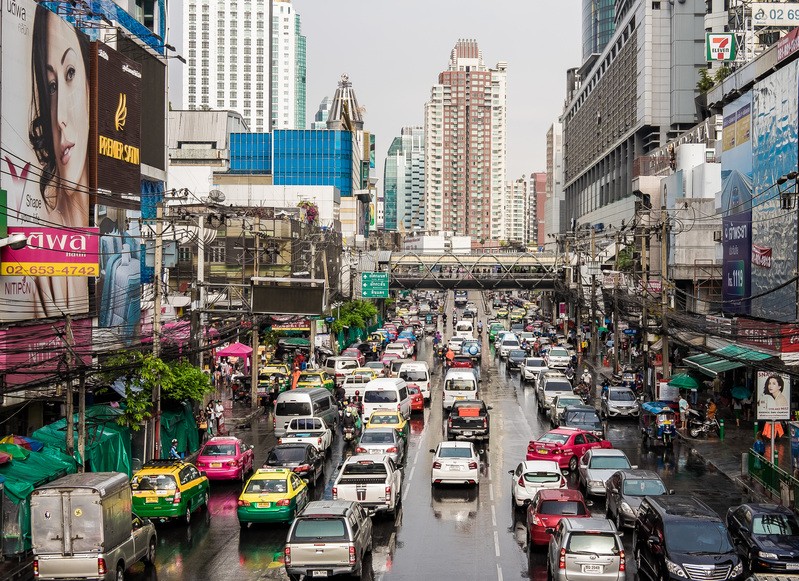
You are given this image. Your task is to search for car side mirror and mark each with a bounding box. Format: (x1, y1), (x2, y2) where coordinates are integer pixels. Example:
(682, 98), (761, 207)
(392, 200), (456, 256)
(508, 470), (514, 475)
(249, 445), (254, 450)
(586, 500), (594, 507)
(429, 449), (436, 453)
(668, 489), (675, 495)
(487, 406), (493, 410)
(631, 465), (638, 470)
(545, 527), (555, 535)
(647, 535), (661, 546)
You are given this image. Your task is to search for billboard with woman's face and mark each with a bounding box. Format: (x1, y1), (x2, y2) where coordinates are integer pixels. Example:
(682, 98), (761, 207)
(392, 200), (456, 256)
(0, 1), (98, 320)
(757, 371), (791, 421)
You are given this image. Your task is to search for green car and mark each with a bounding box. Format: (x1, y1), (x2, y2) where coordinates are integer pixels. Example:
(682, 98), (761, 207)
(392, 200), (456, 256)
(131, 460), (210, 525)
(237, 469), (309, 527)
(296, 371), (335, 392)
(488, 323), (505, 343)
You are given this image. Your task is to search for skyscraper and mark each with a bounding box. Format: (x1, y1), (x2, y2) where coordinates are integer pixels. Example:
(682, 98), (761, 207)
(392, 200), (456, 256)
(582, 0), (616, 62)
(424, 39), (507, 241)
(384, 127), (425, 232)
(179, 0), (305, 132)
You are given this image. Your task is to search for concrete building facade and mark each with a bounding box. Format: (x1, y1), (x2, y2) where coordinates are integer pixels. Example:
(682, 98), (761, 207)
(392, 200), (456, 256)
(530, 172), (547, 248)
(545, 123), (564, 240)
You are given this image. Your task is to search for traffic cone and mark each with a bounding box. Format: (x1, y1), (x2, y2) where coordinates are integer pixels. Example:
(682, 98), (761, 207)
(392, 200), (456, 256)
(602, 355), (609, 367)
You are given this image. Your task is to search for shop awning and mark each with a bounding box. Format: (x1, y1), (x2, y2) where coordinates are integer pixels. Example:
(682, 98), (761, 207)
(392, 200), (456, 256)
(684, 345), (775, 377)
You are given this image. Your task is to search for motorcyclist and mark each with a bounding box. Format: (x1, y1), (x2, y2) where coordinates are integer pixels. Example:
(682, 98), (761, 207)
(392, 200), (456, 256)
(445, 347), (455, 368)
(351, 391), (364, 416)
(169, 439), (180, 459)
(477, 321), (484, 334)
(342, 410), (357, 430)
(581, 368), (592, 386)
(601, 378), (610, 398)
(442, 313), (447, 325)
(334, 384), (346, 405)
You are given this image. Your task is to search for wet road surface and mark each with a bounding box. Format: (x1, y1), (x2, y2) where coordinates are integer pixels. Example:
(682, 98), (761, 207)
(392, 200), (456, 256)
(128, 291), (741, 580)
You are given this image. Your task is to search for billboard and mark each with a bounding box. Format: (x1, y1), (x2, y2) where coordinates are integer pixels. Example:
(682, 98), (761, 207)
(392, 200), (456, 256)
(757, 371), (791, 421)
(91, 42), (142, 195)
(706, 33), (737, 62)
(721, 93), (753, 314)
(751, 61), (799, 322)
(0, 1), (96, 320)
(753, 4), (799, 28)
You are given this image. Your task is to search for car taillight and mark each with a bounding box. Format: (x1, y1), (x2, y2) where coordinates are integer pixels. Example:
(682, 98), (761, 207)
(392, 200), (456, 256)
(397, 403), (401, 412)
(284, 546), (291, 566)
(349, 544), (357, 564)
(227, 460), (236, 467)
(356, 447), (367, 454)
(560, 479), (567, 488)
(432, 461), (441, 469)
(552, 448), (562, 455)
(385, 485), (392, 500)
(173, 490), (182, 505)
(483, 418), (488, 428)
(386, 447), (397, 453)
(278, 438), (283, 444)
(238, 499), (249, 507)
(559, 548), (566, 569)
(277, 499), (291, 506)
(332, 486), (337, 499)
(468, 461), (478, 470)
(619, 549), (626, 571)
(518, 476), (525, 486)
(98, 558), (107, 575)
(294, 464), (310, 473)
(317, 437), (322, 447)
(33, 559), (39, 577)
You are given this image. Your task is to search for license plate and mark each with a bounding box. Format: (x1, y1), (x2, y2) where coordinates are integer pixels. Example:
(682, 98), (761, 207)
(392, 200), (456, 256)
(145, 498), (159, 504)
(257, 502), (271, 508)
(447, 464), (463, 470)
(787, 563), (799, 570)
(369, 449), (381, 454)
(211, 462), (222, 468)
(456, 396), (466, 400)
(462, 431), (473, 437)
(581, 564), (603, 574)
(537, 449), (548, 454)
(311, 571), (329, 578)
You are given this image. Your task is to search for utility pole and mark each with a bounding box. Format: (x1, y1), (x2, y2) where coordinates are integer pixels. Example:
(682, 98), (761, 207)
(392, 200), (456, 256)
(590, 227), (598, 363)
(309, 237), (317, 364)
(64, 314), (74, 460)
(641, 225), (650, 398)
(251, 216), (260, 410)
(152, 202), (164, 460)
(613, 230), (621, 373)
(77, 372), (85, 473)
(196, 214), (206, 372)
(660, 209), (669, 380)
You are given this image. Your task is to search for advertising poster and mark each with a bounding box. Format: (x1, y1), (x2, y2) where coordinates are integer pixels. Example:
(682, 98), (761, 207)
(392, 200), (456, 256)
(751, 61), (799, 322)
(757, 371), (791, 421)
(721, 93), (753, 314)
(0, 1), (98, 320)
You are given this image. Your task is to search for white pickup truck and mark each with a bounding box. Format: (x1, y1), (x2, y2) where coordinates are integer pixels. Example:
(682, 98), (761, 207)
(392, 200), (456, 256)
(278, 417), (333, 454)
(332, 455), (402, 516)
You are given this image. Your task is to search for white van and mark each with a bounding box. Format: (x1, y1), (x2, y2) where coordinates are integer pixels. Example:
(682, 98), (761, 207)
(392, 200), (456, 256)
(454, 320), (474, 339)
(273, 388), (338, 437)
(361, 378), (411, 421)
(324, 356), (360, 386)
(341, 373), (372, 400)
(398, 361), (431, 400)
(442, 369), (479, 411)
(389, 358), (414, 378)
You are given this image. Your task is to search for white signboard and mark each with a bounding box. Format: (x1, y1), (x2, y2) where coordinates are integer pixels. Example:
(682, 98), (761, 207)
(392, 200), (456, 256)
(752, 3), (799, 27)
(756, 371), (791, 421)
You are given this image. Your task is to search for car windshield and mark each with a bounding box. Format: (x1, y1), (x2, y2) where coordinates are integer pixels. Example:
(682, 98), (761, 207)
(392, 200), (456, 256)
(267, 447), (307, 463)
(342, 462), (388, 476)
(539, 500), (587, 516)
(538, 433), (570, 445)
(361, 431), (395, 444)
(299, 375), (323, 384)
(622, 479), (667, 496)
(276, 402), (312, 416)
(526, 359), (545, 367)
(445, 379), (476, 391)
(503, 340), (520, 347)
(610, 390), (636, 401)
(545, 381), (573, 392)
(370, 415), (399, 425)
(438, 447), (473, 458)
(202, 444), (237, 456)
(589, 456), (631, 470)
(558, 398), (583, 408)
(340, 361), (358, 369)
(665, 521), (734, 554)
(565, 411), (601, 426)
(509, 350), (526, 358)
(291, 518), (348, 542)
(566, 533), (619, 554)
(364, 391), (398, 403)
(132, 474), (177, 492)
(550, 349), (569, 357)
(246, 479), (287, 494)
(752, 514), (799, 535)
(400, 370), (428, 381)
(523, 471), (561, 483)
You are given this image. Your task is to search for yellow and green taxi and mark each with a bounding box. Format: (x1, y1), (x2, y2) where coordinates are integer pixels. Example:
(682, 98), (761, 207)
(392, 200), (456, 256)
(496, 307), (509, 319)
(258, 364), (292, 395)
(351, 367), (379, 380)
(237, 468), (309, 527)
(510, 308), (526, 322)
(364, 410), (409, 441)
(295, 370), (334, 392)
(131, 460), (210, 525)
(488, 322), (506, 343)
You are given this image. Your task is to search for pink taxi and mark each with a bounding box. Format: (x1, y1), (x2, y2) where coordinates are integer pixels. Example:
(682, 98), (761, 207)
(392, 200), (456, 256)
(196, 436), (255, 481)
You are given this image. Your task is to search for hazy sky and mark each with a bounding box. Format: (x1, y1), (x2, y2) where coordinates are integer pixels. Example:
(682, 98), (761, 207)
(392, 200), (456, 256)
(293, 0), (581, 186)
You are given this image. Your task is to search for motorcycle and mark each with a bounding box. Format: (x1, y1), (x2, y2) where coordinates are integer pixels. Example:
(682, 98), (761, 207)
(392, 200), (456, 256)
(580, 371), (592, 388)
(343, 425), (359, 444)
(574, 380), (591, 403)
(686, 407), (720, 438)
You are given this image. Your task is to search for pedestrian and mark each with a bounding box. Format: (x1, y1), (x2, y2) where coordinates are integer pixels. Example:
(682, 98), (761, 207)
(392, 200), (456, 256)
(197, 411), (208, 444)
(753, 433), (766, 456)
(214, 400), (225, 435)
(678, 393), (689, 429)
(732, 397), (742, 427)
(205, 401), (216, 436)
(291, 366), (302, 389)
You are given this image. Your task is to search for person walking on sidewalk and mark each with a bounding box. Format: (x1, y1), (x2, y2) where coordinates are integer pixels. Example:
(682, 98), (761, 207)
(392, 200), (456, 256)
(214, 400), (225, 435)
(205, 401), (216, 437)
(678, 393), (689, 429)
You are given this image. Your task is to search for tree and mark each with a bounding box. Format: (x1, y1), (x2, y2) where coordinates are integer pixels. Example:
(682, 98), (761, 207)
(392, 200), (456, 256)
(697, 68), (714, 93)
(99, 351), (172, 431)
(331, 300), (378, 334)
(165, 361), (213, 403)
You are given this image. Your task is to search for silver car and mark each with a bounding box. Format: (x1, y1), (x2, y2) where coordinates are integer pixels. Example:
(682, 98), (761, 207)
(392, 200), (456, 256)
(600, 386), (640, 418)
(549, 394), (585, 427)
(546, 517), (626, 581)
(605, 469), (670, 529)
(522, 357), (548, 383)
(577, 448), (635, 497)
(356, 428), (405, 464)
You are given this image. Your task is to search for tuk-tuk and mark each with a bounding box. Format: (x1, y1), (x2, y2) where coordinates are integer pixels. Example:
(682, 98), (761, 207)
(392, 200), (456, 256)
(639, 401), (676, 448)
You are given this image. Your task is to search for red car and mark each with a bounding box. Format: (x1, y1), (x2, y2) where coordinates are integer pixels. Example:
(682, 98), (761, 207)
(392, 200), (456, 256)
(408, 385), (424, 412)
(526, 488), (591, 547)
(196, 436), (255, 481)
(450, 355), (475, 369)
(526, 427), (612, 472)
(341, 347), (366, 366)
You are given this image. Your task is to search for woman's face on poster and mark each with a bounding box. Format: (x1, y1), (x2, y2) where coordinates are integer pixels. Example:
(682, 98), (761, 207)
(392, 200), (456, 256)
(767, 377), (782, 395)
(45, 15), (89, 189)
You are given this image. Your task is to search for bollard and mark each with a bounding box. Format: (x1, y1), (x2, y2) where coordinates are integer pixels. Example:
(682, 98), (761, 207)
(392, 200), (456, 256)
(719, 419), (725, 441)
(774, 448), (779, 466)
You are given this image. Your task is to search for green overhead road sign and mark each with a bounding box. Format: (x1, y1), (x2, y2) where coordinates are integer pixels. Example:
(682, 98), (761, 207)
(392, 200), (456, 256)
(361, 272), (389, 299)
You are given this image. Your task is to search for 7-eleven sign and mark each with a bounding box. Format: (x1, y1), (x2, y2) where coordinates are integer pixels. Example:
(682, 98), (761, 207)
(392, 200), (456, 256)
(706, 33), (737, 62)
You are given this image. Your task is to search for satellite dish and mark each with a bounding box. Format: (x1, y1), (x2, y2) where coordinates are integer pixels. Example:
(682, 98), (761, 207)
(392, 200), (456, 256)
(208, 189), (226, 203)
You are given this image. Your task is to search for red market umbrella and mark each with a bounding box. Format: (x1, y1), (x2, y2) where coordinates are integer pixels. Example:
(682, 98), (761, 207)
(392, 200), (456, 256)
(215, 342), (253, 358)
(0, 452), (11, 465)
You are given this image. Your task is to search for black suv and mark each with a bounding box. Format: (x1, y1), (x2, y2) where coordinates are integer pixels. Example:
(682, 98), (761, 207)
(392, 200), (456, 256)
(560, 404), (605, 438)
(634, 495), (744, 581)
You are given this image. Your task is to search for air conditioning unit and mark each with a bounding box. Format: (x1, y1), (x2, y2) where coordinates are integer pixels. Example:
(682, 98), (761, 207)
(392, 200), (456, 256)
(713, 230), (722, 242)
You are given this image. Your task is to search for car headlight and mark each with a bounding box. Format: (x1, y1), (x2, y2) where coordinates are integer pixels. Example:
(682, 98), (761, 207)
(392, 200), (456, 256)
(589, 480), (605, 488)
(665, 558), (688, 578)
(620, 501), (633, 514)
(731, 561), (744, 576)
(757, 550), (778, 559)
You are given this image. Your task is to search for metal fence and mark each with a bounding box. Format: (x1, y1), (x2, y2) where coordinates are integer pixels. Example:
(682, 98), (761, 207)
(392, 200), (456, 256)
(747, 450), (799, 511)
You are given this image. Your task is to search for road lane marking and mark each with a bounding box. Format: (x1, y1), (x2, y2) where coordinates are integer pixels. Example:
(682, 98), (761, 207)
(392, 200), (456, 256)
(497, 563), (503, 581)
(493, 530), (500, 557)
(489, 482), (494, 502)
(491, 504), (497, 527)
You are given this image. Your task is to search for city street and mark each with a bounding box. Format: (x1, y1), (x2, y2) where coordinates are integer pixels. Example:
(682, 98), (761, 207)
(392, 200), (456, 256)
(126, 293), (742, 581)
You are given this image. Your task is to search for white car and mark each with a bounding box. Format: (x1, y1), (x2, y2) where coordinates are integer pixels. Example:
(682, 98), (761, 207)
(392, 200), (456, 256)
(578, 448), (635, 497)
(447, 336), (465, 354)
(508, 460), (566, 508)
(522, 357), (548, 383)
(546, 347), (571, 369)
(498, 336), (520, 359)
(384, 341), (409, 359)
(430, 441), (480, 486)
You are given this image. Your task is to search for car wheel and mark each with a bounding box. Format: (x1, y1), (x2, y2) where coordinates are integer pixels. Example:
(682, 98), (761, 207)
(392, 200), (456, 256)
(239, 520), (249, 530)
(184, 506), (192, 526)
(288, 574), (301, 581)
(115, 563), (125, 581)
(203, 491), (210, 511)
(144, 537), (156, 565)
(568, 456), (578, 472)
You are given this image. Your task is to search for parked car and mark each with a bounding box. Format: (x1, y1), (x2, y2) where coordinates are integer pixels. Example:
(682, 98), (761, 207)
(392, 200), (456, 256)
(605, 469), (670, 529)
(196, 436), (255, 481)
(284, 500), (373, 580)
(356, 428), (405, 465)
(578, 448), (635, 497)
(522, 357), (548, 383)
(601, 386), (641, 418)
(525, 488), (591, 548)
(263, 442), (324, 484)
(430, 441), (480, 487)
(546, 517), (626, 580)
(237, 468), (309, 527)
(509, 460), (566, 509)
(130, 459), (210, 525)
(526, 427), (613, 472)
(726, 502), (799, 573)
(560, 404), (605, 438)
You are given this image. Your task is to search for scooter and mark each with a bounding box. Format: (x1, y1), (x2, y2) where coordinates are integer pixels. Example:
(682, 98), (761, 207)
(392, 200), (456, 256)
(686, 408), (720, 438)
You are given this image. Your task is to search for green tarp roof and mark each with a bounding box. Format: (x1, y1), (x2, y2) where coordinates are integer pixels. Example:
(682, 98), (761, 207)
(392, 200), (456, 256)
(159, 402), (200, 459)
(684, 344), (775, 377)
(0, 446), (76, 504)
